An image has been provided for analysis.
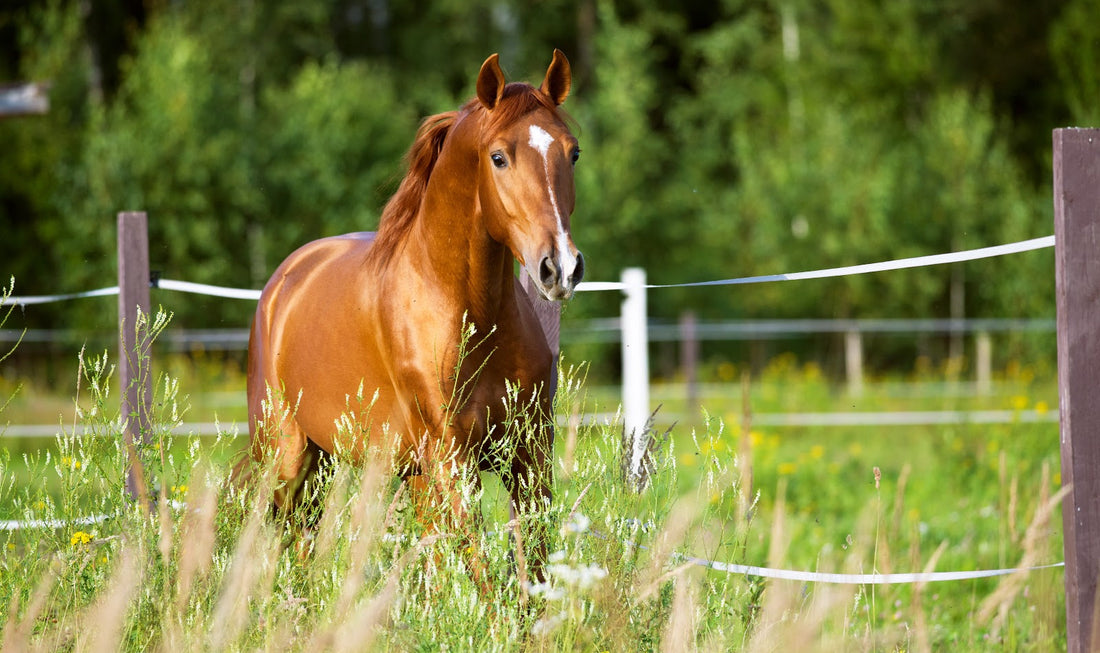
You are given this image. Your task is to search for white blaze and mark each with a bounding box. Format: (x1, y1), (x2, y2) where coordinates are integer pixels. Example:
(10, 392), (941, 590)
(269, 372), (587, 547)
(527, 124), (578, 287)
(528, 123), (555, 156)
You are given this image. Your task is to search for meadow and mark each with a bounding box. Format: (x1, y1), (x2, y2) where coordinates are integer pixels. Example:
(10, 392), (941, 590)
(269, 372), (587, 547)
(0, 328), (1065, 651)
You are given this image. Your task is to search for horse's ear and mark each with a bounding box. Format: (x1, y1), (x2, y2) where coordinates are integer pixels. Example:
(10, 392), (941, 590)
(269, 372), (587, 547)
(477, 53), (506, 111)
(540, 49), (571, 106)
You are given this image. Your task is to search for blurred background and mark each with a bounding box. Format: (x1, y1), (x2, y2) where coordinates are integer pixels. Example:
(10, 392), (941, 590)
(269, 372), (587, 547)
(1, 0), (1095, 389)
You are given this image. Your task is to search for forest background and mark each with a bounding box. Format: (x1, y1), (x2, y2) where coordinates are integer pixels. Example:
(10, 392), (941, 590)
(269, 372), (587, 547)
(2, 0), (1097, 381)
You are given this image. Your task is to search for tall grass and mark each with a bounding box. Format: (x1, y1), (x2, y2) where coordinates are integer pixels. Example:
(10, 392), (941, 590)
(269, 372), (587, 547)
(0, 309), (1067, 651)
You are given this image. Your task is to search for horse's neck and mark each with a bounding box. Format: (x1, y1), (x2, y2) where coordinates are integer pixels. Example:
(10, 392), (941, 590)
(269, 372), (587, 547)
(411, 137), (515, 326)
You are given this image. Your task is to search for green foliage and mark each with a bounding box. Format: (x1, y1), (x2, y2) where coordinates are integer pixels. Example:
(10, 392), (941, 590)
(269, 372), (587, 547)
(1050, 0), (1100, 126)
(0, 0), (1080, 370)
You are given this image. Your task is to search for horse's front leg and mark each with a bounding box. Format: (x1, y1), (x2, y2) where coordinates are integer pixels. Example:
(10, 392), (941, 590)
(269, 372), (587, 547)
(506, 422), (554, 586)
(410, 451), (490, 589)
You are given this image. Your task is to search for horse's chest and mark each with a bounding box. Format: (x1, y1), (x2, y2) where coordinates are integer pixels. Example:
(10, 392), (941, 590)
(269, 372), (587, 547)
(450, 352), (547, 439)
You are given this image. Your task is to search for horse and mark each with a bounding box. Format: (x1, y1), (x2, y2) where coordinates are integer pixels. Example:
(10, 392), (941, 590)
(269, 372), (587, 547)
(246, 50), (583, 583)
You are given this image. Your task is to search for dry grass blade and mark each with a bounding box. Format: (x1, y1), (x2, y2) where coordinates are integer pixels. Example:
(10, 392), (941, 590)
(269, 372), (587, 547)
(746, 479), (791, 652)
(72, 544), (143, 652)
(329, 533), (448, 653)
(912, 540), (949, 653)
(204, 469), (282, 651)
(745, 481), (855, 653)
(306, 465), (355, 573)
(1, 559), (61, 652)
(977, 463), (1070, 631)
(159, 473), (220, 652)
(334, 459), (389, 611)
(634, 498), (700, 605)
(661, 571), (698, 653)
(307, 458), (394, 650)
(173, 472), (219, 612)
(560, 404), (581, 481)
(738, 370), (754, 520)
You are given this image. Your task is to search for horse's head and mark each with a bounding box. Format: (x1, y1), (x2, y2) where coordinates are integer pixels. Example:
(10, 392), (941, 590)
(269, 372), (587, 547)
(474, 50), (585, 301)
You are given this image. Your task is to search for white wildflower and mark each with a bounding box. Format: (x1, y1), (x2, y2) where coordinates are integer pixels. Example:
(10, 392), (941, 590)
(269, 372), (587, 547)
(528, 581), (567, 601)
(532, 612), (565, 636)
(564, 512), (591, 534)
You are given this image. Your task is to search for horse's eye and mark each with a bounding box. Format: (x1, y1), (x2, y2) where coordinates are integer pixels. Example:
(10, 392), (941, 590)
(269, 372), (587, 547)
(491, 152), (508, 169)
(571, 148), (581, 165)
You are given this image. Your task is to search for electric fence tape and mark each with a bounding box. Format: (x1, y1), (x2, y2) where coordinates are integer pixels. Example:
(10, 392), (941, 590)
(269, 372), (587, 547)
(0, 509), (1064, 585)
(577, 235), (1055, 292)
(2, 235), (1056, 304)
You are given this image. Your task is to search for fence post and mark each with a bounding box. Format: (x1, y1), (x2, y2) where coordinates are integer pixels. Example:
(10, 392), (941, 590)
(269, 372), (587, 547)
(845, 328), (863, 397)
(519, 272), (561, 401)
(975, 331), (992, 396)
(1053, 127), (1100, 653)
(118, 211), (153, 510)
(680, 311), (699, 418)
(621, 268), (649, 487)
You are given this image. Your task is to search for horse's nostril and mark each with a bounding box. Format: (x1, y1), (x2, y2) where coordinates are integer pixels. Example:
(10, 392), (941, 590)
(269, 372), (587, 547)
(571, 252), (585, 286)
(539, 256), (558, 287)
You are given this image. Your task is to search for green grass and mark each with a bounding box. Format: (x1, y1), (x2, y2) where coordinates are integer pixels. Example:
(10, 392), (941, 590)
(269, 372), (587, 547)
(0, 332), (1066, 650)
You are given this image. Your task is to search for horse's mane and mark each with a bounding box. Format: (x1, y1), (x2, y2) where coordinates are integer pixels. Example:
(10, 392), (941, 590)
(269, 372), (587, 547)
(369, 82), (566, 260)
(369, 109), (457, 258)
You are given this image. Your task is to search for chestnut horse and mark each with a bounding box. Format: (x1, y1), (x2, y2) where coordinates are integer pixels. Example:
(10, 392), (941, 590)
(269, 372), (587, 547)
(246, 50), (583, 580)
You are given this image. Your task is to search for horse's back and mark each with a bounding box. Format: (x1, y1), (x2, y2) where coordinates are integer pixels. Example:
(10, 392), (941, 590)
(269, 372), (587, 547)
(252, 231), (375, 343)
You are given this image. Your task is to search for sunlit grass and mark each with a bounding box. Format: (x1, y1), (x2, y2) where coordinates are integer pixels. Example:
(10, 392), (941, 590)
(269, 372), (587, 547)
(0, 303), (1066, 650)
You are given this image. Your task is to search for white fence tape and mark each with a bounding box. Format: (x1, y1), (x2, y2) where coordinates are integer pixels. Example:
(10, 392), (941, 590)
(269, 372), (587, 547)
(674, 551), (1063, 585)
(577, 235), (1055, 292)
(2, 286), (120, 306)
(2, 235), (1057, 305)
(155, 279), (262, 301)
(1, 505), (1063, 586)
(0, 512), (114, 532)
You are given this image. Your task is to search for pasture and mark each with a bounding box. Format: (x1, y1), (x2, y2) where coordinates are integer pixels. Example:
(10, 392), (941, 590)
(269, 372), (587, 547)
(0, 341), (1065, 651)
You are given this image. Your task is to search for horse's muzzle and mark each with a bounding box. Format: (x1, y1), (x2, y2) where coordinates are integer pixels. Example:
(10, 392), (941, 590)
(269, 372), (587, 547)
(536, 250), (585, 301)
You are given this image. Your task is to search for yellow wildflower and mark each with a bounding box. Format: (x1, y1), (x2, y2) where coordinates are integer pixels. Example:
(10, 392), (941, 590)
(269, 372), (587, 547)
(70, 531), (93, 547)
(750, 431), (764, 447)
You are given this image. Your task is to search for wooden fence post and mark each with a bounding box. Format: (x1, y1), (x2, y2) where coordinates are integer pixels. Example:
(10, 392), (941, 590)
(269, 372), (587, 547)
(1053, 128), (1100, 653)
(118, 211), (153, 510)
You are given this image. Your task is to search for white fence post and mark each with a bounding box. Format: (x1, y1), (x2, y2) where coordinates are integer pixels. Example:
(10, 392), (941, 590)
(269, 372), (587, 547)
(975, 331), (992, 396)
(845, 328), (863, 397)
(621, 268), (649, 485)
